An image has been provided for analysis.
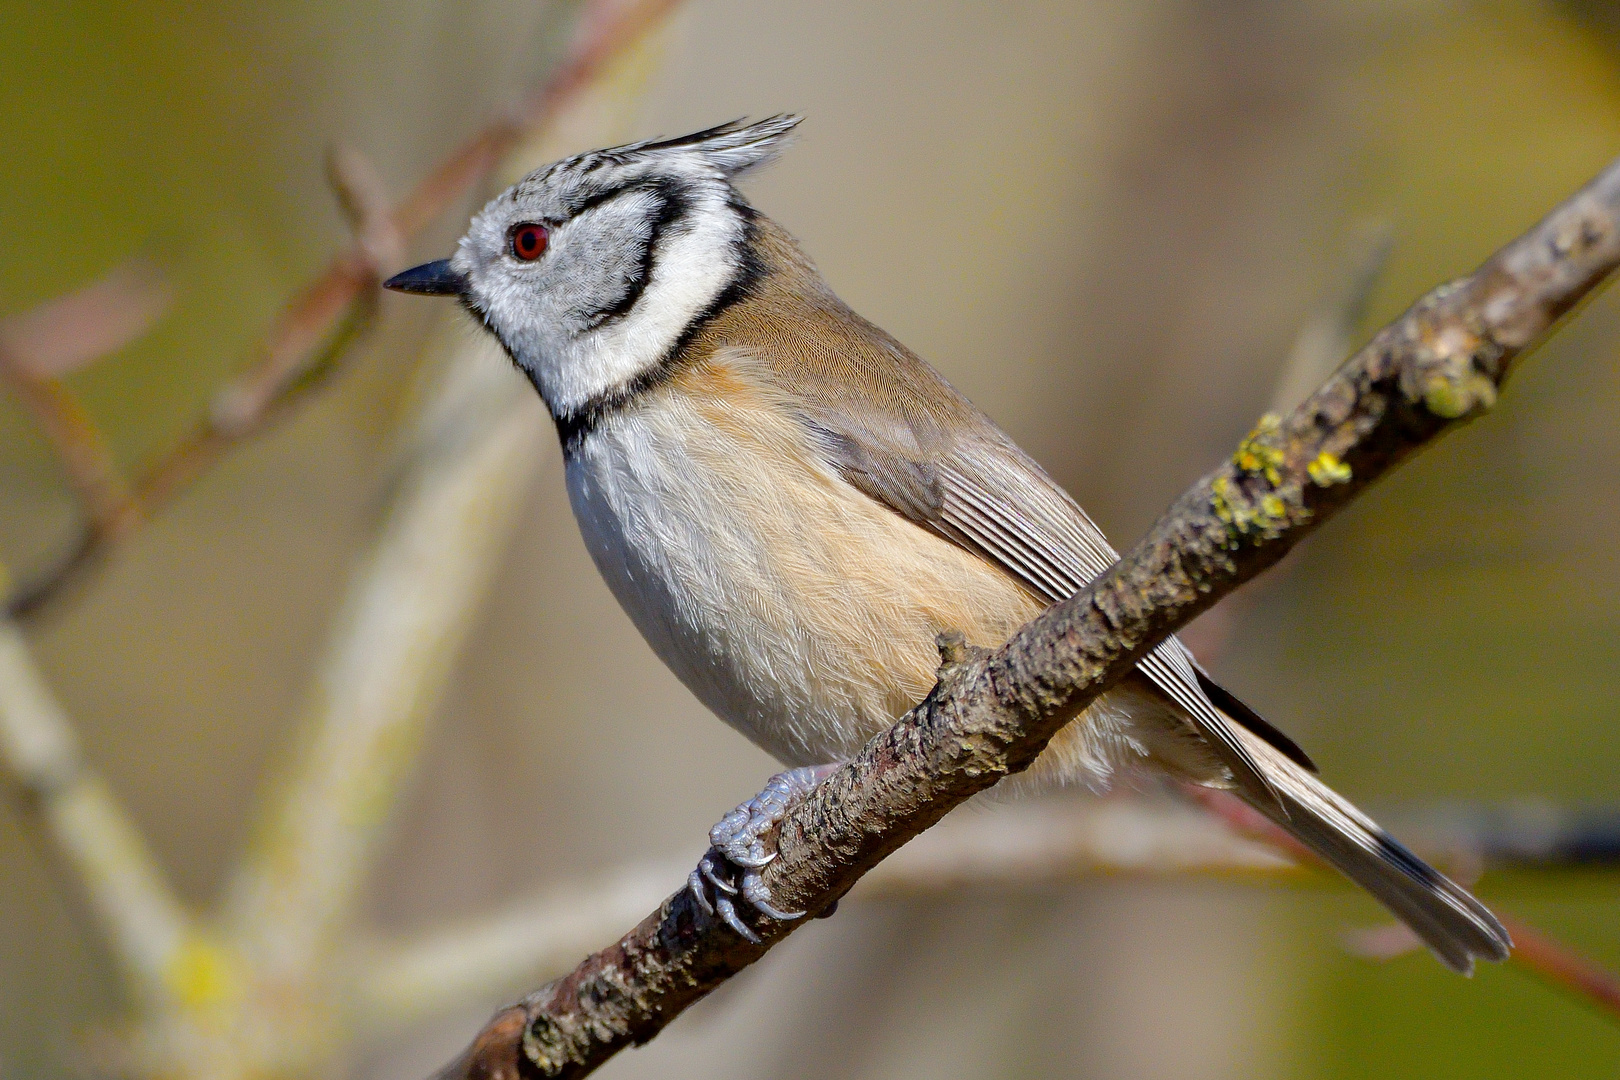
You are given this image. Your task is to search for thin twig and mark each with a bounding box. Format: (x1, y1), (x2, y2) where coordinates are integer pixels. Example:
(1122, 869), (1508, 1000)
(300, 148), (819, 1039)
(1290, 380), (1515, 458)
(432, 150), (1620, 1080)
(1198, 785), (1620, 1017)
(326, 143), (405, 275)
(1347, 906), (1620, 1024)
(0, 259), (172, 540)
(0, 372), (140, 540)
(1499, 914), (1620, 1021)
(5, 0), (685, 619)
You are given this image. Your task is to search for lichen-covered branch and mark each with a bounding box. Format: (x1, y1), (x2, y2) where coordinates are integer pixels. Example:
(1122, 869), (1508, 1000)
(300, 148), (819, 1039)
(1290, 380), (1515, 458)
(441, 151), (1620, 1080)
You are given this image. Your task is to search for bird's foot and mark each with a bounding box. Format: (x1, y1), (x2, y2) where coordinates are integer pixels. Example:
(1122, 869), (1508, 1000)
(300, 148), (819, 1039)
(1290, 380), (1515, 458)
(688, 763), (840, 942)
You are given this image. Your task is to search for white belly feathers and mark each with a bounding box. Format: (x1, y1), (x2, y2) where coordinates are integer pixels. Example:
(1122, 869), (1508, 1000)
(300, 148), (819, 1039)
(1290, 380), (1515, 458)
(564, 375), (1045, 767)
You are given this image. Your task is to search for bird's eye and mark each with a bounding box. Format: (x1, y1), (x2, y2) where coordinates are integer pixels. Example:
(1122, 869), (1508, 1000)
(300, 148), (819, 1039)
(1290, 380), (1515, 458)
(510, 224), (549, 262)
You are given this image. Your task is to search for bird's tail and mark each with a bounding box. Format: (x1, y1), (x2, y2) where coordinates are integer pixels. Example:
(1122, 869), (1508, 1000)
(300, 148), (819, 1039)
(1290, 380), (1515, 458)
(1228, 724), (1511, 975)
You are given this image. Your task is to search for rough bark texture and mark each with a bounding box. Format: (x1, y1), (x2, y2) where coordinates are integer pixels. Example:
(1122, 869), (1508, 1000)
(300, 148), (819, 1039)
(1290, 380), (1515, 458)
(435, 153), (1620, 1080)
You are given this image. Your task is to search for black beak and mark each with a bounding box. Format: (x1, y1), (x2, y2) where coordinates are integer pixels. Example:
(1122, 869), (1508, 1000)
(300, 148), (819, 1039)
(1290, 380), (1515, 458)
(383, 259), (467, 296)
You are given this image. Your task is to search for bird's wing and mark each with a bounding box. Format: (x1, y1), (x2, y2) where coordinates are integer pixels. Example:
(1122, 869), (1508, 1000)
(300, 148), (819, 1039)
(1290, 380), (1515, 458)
(805, 402), (1305, 800)
(728, 287), (1313, 799)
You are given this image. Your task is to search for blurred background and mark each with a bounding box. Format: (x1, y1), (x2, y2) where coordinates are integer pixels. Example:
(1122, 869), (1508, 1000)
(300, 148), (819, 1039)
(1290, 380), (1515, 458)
(4, 0), (1620, 1077)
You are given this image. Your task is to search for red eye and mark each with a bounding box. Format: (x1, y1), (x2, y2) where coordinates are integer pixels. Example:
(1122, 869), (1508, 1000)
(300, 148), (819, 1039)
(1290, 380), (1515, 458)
(511, 224), (548, 261)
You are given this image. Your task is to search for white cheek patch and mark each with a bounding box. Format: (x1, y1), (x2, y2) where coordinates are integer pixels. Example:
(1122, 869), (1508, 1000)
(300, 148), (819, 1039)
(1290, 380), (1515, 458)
(469, 186), (745, 414)
(542, 189), (743, 415)
(454, 159), (750, 419)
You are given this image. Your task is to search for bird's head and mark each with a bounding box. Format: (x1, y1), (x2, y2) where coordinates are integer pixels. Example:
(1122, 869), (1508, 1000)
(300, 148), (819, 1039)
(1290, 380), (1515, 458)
(386, 115), (801, 421)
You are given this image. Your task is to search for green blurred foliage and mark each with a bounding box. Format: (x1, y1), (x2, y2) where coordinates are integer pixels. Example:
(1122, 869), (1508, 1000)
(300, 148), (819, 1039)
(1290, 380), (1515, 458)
(1249, 2), (1620, 798)
(0, 0), (577, 573)
(1220, 5), (1620, 1075)
(0, 0), (315, 469)
(1297, 876), (1620, 1077)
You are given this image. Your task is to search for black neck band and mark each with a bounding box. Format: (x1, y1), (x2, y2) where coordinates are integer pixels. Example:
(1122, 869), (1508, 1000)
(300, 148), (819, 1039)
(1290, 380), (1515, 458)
(551, 201), (764, 457)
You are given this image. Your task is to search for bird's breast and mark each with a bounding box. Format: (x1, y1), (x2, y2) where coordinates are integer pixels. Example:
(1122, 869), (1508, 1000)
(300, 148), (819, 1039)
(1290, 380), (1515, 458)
(562, 370), (1045, 766)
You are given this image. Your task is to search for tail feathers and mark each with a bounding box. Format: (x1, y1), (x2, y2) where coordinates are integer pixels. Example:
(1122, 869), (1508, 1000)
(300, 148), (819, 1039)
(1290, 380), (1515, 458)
(1230, 727), (1511, 975)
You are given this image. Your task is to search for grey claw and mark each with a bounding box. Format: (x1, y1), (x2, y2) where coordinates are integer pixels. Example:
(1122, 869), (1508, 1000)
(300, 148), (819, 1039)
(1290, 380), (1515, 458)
(701, 856), (737, 895)
(688, 868), (714, 915)
(716, 896), (761, 943)
(727, 849), (776, 869)
(740, 871), (803, 921)
(693, 764), (840, 942)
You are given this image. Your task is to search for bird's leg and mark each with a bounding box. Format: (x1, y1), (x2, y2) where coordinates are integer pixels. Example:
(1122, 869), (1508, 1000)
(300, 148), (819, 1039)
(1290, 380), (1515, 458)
(688, 763), (841, 942)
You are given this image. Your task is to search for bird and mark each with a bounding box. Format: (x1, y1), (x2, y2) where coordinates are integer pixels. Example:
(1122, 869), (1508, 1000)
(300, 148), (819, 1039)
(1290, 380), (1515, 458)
(385, 115), (1511, 973)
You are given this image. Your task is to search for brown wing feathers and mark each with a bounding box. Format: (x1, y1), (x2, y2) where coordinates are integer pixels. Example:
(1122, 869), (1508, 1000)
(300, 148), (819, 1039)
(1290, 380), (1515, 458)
(693, 218), (1312, 794)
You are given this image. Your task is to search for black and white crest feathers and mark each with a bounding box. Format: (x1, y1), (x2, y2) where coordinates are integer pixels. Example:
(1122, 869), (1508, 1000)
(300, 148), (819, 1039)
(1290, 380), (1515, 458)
(614, 114), (802, 178)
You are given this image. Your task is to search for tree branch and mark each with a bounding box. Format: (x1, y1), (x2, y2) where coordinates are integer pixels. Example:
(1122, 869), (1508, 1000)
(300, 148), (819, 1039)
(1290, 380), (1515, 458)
(4, 0), (684, 619)
(217, 344), (548, 988)
(0, 259), (172, 542)
(354, 797), (1288, 1029)
(438, 152), (1620, 1080)
(0, 614), (193, 1006)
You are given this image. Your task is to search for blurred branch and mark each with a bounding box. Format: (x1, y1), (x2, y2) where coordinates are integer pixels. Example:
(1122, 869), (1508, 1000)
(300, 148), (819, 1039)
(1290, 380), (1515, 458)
(0, 611), (192, 1006)
(1268, 220), (1395, 416)
(4, 0), (685, 620)
(204, 0), (671, 1044)
(0, 260), (172, 541)
(362, 793), (1620, 1030)
(325, 144), (405, 284)
(439, 149), (1620, 1080)
(355, 797), (1290, 1027)
(1196, 787), (1620, 1025)
(355, 860), (689, 1029)
(1345, 911), (1620, 1024)
(1499, 914), (1620, 1020)
(0, 259), (173, 382)
(0, 7), (676, 1078)
(219, 343), (547, 987)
